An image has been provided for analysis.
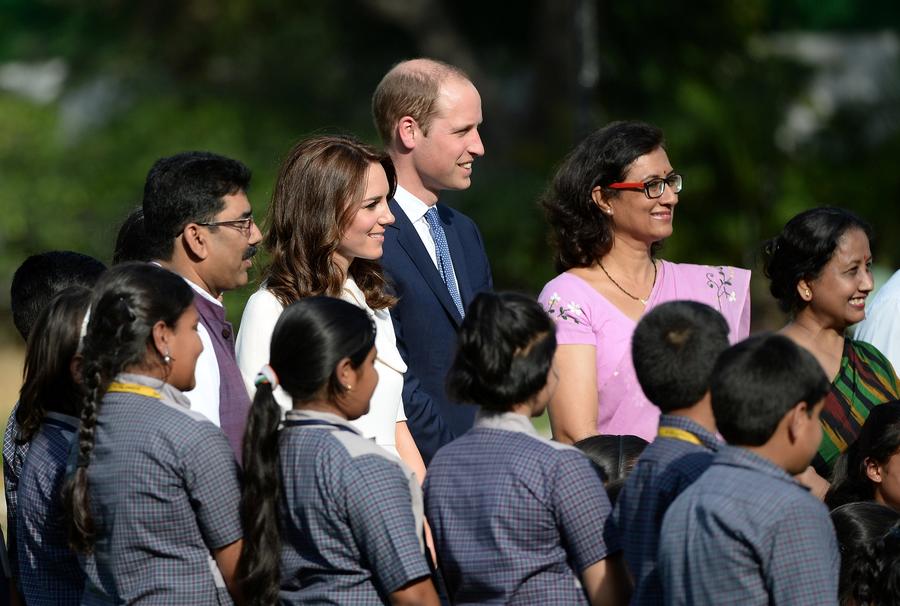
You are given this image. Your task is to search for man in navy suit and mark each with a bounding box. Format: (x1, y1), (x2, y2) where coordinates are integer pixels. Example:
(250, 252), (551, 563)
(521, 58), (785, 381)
(372, 58), (492, 464)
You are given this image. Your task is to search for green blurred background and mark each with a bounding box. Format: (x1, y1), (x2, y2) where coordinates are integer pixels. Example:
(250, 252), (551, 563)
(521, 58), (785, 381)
(2, 0), (900, 365)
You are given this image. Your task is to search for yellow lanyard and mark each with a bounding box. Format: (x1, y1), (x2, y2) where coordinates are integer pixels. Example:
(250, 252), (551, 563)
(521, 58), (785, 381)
(106, 381), (161, 399)
(657, 426), (702, 445)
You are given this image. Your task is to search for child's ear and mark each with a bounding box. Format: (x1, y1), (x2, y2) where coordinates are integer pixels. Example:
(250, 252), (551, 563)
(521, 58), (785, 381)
(865, 457), (884, 484)
(70, 354), (83, 385)
(786, 401), (809, 443)
(151, 320), (170, 359)
(334, 357), (355, 392)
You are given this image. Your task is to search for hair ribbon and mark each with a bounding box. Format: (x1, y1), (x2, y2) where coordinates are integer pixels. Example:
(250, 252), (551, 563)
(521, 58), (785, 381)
(255, 364), (280, 388)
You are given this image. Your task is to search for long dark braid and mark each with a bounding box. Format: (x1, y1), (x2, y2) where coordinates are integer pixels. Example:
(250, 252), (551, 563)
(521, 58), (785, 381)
(62, 263), (194, 553)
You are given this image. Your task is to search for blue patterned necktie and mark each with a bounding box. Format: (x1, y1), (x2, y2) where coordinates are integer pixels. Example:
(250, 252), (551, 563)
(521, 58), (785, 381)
(425, 206), (465, 318)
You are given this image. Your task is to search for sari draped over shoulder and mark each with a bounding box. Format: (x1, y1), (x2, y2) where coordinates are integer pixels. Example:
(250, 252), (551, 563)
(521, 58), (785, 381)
(813, 339), (900, 477)
(538, 261), (751, 441)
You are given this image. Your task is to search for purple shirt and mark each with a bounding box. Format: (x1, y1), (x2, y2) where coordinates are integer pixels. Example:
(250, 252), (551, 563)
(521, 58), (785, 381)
(538, 261), (750, 441)
(193, 294), (251, 463)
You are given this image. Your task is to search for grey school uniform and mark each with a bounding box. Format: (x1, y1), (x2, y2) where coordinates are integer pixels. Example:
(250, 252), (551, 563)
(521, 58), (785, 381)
(278, 409), (431, 605)
(658, 445), (839, 606)
(77, 373), (242, 605)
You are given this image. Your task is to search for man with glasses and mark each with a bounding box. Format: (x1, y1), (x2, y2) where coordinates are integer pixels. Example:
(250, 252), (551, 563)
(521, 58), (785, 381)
(142, 151), (262, 462)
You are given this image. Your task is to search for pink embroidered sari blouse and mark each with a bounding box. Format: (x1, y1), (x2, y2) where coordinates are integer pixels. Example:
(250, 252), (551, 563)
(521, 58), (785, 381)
(538, 261), (751, 441)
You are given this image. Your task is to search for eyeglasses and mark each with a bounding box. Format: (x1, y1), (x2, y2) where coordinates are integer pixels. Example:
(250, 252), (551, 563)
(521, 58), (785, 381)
(196, 216), (255, 237)
(608, 174), (683, 199)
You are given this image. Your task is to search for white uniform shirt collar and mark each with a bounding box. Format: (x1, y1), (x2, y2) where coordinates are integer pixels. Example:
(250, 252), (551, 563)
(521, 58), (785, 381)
(285, 409), (363, 436)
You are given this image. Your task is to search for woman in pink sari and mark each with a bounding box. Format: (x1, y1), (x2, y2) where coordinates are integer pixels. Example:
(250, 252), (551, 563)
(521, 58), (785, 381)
(538, 121), (751, 443)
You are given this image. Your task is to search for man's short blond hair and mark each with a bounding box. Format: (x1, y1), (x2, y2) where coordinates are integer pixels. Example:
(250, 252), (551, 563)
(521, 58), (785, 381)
(372, 58), (471, 147)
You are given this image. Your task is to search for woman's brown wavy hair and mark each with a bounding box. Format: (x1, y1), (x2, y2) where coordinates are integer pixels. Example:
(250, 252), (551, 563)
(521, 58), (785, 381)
(262, 134), (397, 309)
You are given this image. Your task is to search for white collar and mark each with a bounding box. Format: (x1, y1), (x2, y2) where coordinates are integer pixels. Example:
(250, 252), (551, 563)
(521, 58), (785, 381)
(150, 261), (222, 307)
(393, 184), (435, 224)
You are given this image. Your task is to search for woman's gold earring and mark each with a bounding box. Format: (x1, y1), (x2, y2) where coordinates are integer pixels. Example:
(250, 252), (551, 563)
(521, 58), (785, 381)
(805, 289), (812, 299)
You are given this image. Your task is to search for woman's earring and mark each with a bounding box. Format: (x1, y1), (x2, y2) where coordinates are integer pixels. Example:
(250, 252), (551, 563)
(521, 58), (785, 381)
(345, 384), (353, 391)
(163, 350), (171, 365)
(805, 289), (812, 299)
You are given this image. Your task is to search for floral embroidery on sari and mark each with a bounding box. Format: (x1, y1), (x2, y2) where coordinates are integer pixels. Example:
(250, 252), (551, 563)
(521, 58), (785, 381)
(706, 266), (737, 311)
(544, 292), (584, 325)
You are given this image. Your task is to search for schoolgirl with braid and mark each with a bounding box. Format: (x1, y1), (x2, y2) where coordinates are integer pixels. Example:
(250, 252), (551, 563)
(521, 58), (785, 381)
(62, 263), (243, 604)
(239, 296), (438, 606)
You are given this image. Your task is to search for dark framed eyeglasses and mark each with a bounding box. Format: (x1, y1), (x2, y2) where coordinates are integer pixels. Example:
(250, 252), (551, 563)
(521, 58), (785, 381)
(196, 216), (255, 237)
(608, 173), (683, 199)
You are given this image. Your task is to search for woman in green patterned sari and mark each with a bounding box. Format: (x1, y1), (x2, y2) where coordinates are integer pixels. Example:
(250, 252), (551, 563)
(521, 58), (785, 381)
(765, 207), (899, 479)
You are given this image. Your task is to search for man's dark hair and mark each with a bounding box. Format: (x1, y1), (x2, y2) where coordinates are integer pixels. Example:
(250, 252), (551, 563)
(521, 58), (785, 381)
(142, 151), (251, 260)
(10, 251), (107, 341)
(112, 206), (154, 264)
(711, 333), (829, 446)
(632, 301), (731, 413)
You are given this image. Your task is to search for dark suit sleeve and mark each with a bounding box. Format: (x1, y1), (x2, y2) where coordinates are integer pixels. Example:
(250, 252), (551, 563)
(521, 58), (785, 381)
(391, 313), (455, 464)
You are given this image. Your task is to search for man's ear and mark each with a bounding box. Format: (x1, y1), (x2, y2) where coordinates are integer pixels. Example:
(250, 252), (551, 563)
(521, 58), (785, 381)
(396, 116), (418, 151)
(591, 186), (614, 216)
(180, 224), (210, 260)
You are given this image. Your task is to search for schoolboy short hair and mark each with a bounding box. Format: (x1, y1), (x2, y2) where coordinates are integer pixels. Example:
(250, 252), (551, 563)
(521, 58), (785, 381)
(632, 301), (730, 413)
(711, 333), (829, 446)
(10, 251), (106, 341)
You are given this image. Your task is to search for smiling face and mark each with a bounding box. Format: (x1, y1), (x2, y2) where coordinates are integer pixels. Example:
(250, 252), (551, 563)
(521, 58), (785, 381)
(333, 162), (394, 274)
(409, 76), (484, 203)
(598, 147), (678, 247)
(801, 228), (874, 330)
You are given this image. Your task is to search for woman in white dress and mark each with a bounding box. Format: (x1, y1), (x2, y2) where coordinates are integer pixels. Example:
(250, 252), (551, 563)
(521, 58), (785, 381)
(236, 134), (426, 481)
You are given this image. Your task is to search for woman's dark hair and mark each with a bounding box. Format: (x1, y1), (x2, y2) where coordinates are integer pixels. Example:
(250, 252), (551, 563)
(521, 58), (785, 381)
(447, 292), (556, 411)
(542, 121), (665, 272)
(763, 207), (873, 315)
(573, 434), (648, 505)
(239, 297), (376, 605)
(62, 263), (195, 553)
(17, 286), (92, 445)
(827, 401), (900, 507)
(262, 134), (397, 311)
(831, 502), (900, 606)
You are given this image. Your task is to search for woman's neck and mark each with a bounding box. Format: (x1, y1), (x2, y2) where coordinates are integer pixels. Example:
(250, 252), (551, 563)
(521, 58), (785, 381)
(600, 236), (654, 271)
(783, 310), (846, 350)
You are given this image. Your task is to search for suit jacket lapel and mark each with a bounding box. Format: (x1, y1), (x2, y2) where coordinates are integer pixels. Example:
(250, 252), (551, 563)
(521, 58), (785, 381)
(388, 200), (463, 325)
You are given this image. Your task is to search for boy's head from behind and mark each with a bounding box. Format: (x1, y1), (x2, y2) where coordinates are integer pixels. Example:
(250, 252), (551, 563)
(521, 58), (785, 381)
(711, 333), (829, 472)
(10, 251), (107, 342)
(632, 301), (730, 413)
